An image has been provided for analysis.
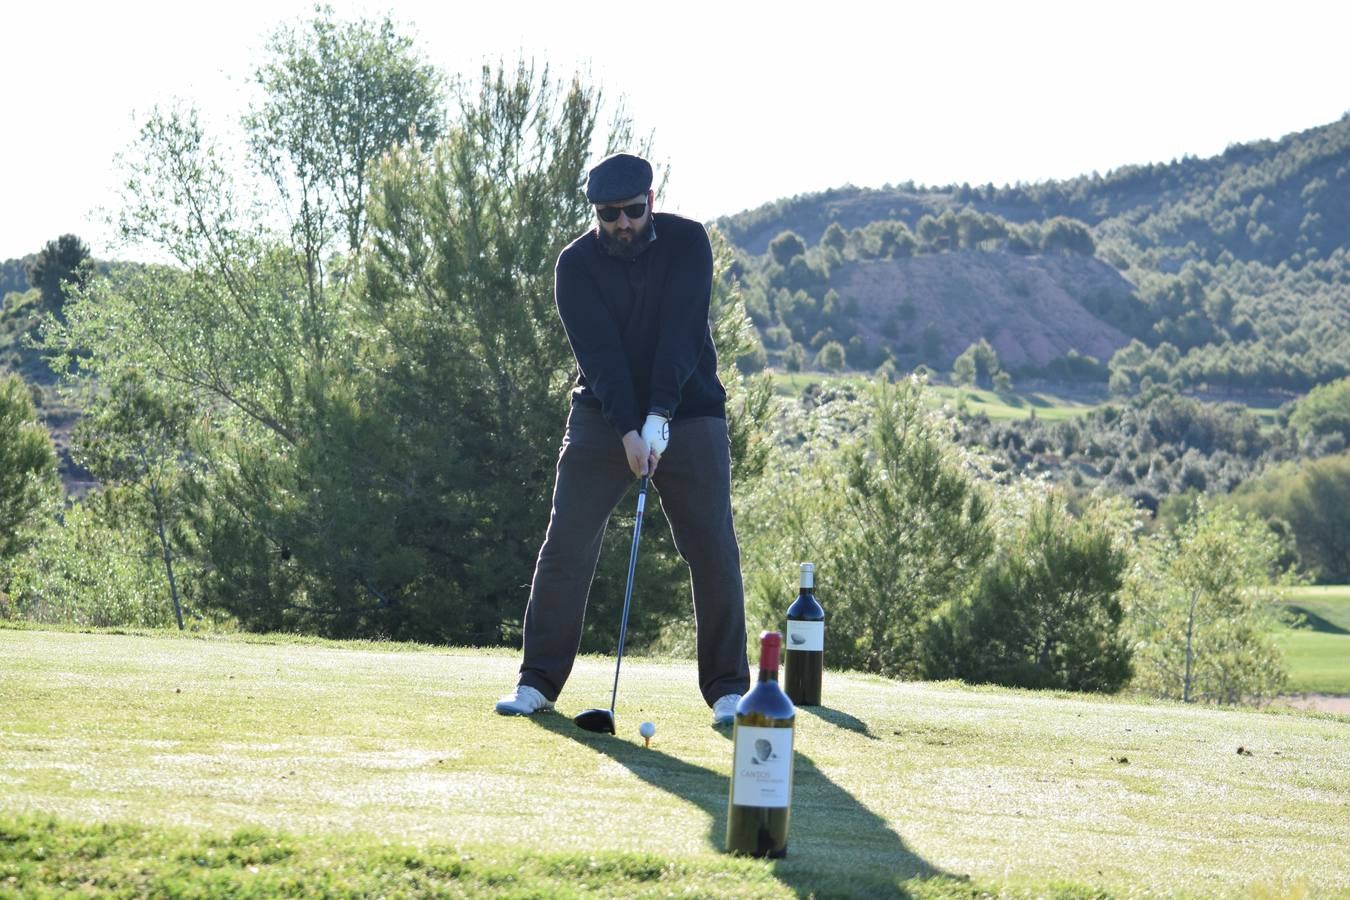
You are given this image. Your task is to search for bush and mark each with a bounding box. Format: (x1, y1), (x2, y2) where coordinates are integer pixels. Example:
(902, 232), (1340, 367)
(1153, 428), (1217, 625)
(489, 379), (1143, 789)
(6, 494), (175, 628)
(1288, 376), (1350, 441)
(1234, 452), (1350, 583)
(0, 373), (60, 567)
(1125, 501), (1293, 705)
(741, 378), (993, 678)
(814, 340), (846, 372)
(925, 496), (1133, 692)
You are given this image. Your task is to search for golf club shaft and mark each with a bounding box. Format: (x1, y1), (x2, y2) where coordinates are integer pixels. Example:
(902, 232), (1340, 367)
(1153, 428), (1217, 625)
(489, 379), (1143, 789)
(609, 476), (648, 713)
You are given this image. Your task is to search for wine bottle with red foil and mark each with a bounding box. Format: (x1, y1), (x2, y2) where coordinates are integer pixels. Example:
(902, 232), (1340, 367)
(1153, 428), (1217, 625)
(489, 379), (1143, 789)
(784, 562), (824, 706)
(725, 631), (795, 858)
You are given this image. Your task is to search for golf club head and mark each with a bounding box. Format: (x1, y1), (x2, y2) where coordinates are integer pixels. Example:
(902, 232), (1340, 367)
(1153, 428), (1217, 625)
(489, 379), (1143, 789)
(573, 708), (616, 734)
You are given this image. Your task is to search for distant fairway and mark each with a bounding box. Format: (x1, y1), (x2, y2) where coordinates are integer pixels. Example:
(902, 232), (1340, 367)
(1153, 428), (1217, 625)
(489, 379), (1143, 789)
(2, 627), (1347, 897)
(1279, 585), (1350, 696)
(770, 372), (1101, 421)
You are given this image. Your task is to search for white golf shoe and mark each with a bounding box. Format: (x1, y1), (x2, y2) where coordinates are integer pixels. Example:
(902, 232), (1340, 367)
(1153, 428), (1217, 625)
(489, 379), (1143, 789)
(712, 693), (741, 726)
(494, 684), (554, 716)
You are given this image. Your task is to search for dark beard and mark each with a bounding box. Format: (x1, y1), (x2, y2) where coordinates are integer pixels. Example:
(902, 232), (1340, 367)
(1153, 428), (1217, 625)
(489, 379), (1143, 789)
(598, 218), (654, 260)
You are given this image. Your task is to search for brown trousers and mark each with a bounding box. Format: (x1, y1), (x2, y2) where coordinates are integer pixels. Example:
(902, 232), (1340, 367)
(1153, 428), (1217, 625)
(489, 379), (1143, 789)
(517, 405), (750, 706)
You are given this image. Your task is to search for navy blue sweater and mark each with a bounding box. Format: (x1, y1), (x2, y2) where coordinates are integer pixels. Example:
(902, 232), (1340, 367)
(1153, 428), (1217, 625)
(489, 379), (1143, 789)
(554, 212), (726, 436)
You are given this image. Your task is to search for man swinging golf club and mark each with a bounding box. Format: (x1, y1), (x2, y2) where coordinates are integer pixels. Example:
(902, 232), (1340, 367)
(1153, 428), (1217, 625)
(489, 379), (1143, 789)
(495, 151), (750, 728)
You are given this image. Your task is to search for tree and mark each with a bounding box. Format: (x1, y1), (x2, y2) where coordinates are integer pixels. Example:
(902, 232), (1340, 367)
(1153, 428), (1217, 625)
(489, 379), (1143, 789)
(5, 493), (173, 628)
(1040, 217), (1096, 255)
(246, 5), (445, 255)
(777, 378), (993, 677)
(814, 340), (845, 372)
(953, 339), (1001, 388)
(925, 496), (1132, 692)
(768, 230), (807, 266)
(1126, 501), (1294, 705)
(1235, 453), (1350, 584)
(73, 372), (199, 629)
(820, 222), (847, 253)
(0, 374), (60, 567)
(26, 234), (93, 318)
(1288, 376), (1350, 442)
(952, 352), (976, 387)
(44, 14), (765, 647)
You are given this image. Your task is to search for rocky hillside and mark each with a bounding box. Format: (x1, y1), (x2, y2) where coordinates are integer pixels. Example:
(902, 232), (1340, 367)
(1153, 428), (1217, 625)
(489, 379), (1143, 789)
(719, 113), (1350, 391)
(833, 252), (1132, 370)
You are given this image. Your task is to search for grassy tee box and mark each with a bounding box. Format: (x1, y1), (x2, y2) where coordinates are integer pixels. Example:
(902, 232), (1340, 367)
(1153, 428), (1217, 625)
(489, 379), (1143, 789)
(1, 628), (1346, 898)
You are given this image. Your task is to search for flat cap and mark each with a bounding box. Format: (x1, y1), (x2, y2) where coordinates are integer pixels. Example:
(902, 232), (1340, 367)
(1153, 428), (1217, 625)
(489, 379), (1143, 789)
(585, 152), (653, 203)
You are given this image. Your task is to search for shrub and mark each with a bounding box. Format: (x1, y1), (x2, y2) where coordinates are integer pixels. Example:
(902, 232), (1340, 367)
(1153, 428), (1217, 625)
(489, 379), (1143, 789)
(925, 496), (1132, 692)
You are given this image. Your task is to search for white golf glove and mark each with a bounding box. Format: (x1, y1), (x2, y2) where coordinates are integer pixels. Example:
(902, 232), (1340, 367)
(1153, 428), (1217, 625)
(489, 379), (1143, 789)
(641, 412), (670, 455)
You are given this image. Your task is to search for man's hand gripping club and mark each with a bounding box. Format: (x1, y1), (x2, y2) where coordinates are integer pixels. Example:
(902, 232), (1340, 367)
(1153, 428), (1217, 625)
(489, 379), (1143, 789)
(622, 412), (670, 478)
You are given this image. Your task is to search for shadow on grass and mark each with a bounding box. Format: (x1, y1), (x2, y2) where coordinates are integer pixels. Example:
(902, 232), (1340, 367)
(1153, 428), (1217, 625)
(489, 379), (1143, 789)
(531, 714), (956, 898)
(1287, 605), (1350, 635)
(800, 705), (881, 741)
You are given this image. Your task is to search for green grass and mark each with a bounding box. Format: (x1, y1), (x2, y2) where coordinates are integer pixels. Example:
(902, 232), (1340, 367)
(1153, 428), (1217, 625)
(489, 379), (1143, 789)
(926, 384), (1101, 422)
(769, 373), (1100, 422)
(2, 628), (1347, 898)
(1278, 585), (1350, 695)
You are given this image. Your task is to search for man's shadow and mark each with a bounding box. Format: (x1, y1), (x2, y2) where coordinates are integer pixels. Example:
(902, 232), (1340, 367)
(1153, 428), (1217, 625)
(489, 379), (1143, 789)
(531, 712), (957, 898)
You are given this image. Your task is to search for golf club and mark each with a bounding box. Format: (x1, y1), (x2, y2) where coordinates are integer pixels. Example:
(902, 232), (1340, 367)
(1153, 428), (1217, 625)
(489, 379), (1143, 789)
(574, 475), (649, 734)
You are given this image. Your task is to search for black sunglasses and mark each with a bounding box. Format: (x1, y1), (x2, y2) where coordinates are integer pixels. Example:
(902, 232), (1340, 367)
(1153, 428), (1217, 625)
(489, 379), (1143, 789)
(595, 202), (648, 223)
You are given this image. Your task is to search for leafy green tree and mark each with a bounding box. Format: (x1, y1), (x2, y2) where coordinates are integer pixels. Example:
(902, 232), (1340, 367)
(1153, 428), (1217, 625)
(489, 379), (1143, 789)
(814, 340), (845, 372)
(746, 378), (993, 677)
(782, 342), (805, 372)
(925, 496), (1132, 692)
(44, 12), (624, 641)
(820, 222), (847, 253)
(26, 234), (93, 318)
(0, 374), (60, 568)
(1040, 217), (1096, 255)
(1126, 501), (1294, 705)
(246, 5), (444, 255)
(952, 339), (1000, 387)
(952, 352), (976, 387)
(1234, 453), (1350, 584)
(1288, 376), (1350, 441)
(337, 60), (645, 643)
(768, 230), (807, 266)
(5, 493), (172, 628)
(73, 372), (199, 629)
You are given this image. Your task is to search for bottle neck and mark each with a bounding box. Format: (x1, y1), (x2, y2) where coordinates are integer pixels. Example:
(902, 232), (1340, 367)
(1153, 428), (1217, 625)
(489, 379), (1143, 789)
(758, 632), (780, 677)
(799, 563), (814, 591)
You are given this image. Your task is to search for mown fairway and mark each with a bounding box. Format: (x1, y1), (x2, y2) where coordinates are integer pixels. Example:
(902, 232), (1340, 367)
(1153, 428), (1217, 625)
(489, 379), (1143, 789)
(1279, 585), (1350, 695)
(770, 373), (1102, 422)
(1, 628), (1347, 898)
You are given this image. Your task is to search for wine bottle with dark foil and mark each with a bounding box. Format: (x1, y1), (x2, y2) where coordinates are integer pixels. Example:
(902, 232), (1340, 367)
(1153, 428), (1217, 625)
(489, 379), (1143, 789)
(725, 631), (795, 858)
(784, 562), (824, 706)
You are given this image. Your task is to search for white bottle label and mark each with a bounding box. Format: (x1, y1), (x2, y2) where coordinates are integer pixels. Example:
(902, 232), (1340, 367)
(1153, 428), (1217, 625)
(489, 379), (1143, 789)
(731, 725), (794, 808)
(786, 620), (824, 652)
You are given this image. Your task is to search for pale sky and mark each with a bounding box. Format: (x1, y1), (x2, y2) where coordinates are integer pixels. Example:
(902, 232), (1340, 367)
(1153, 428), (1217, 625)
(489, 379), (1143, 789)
(3, 0), (1347, 261)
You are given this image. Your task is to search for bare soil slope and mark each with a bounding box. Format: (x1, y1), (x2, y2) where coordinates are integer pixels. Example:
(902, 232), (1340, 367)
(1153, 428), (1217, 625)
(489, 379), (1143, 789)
(837, 251), (1135, 369)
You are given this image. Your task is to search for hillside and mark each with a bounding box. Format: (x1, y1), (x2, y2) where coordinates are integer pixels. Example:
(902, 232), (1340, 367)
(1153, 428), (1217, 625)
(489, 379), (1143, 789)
(719, 113), (1350, 393)
(720, 115), (1350, 263)
(834, 251), (1132, 370)
(3, 628), (1347, 897)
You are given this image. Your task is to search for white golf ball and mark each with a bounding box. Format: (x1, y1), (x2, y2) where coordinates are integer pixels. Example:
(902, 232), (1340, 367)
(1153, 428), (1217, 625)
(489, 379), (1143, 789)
(639, 721), (656, 738)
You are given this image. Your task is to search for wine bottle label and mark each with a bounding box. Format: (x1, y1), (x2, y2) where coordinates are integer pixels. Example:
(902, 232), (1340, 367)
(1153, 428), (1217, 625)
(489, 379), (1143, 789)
(731, 725), (794, 808)
(786, 620), (824, 652)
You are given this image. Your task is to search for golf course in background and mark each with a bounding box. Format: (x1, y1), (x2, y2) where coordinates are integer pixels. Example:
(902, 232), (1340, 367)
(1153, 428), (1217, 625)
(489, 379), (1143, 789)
(2, 628), (1347, 898)
(1280, 585), (1350, 698)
